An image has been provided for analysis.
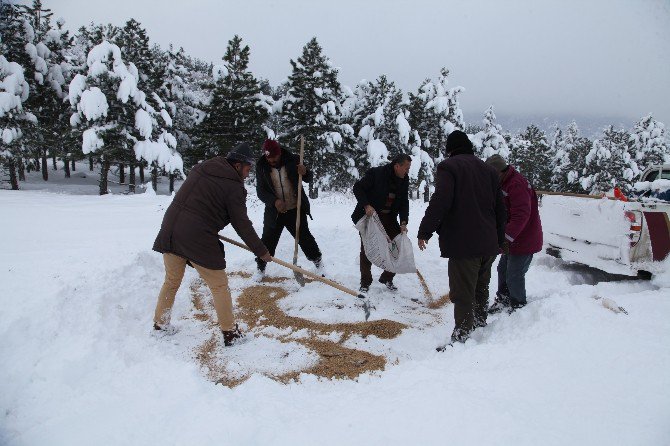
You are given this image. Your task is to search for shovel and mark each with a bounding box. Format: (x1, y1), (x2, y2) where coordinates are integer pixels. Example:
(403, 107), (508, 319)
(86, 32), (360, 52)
(219, 235), (372, 321)
(291, 136), (306, 287)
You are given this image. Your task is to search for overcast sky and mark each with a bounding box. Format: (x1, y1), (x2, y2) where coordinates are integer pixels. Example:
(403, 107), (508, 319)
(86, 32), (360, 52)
(49, 0), (670, 128)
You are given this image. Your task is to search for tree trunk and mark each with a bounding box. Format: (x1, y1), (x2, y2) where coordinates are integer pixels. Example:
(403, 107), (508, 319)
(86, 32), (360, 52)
(35, 155), (40, 171)
(129, 160), (136, 193)
(169, 171), (175, 194)
(99, 157), (110, 195)
(71, 158), (76, 171)
(423, 183), (430, 203)
(18, 157), (25, 181)
(41, 151), (48, 181)
(119, 163), (125, 184)
(63, 154), (71, 178)
(52, 151), (57, 170)
(308, 182), (318, 199)
(151, 163), (158, 192)
(89, 155), (94, 171)
(139, 161), (145, 183)
(8, 157), (19, 190)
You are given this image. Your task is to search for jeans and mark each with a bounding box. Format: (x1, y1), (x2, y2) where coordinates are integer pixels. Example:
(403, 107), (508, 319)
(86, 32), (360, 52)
(497, 254), (533, 305)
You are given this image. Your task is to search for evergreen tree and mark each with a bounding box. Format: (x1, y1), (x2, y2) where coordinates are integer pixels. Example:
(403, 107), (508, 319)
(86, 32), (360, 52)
(0, 53), (30, 189)
(551, 121), (590, 193)
(472, 105), (509, 159)
(581, 125), (638, 194)
(280, 37), (345, 197)
(68, 41), (181, 195)
(408, 68), (464, 162)
(356, 75), (408, 160)
(514, 124), (552, 189)
(197, 35), (270, 161)
(630, 114), (668, 174)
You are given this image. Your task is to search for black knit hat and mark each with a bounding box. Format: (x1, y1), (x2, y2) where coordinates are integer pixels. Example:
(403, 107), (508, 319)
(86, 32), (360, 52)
(226, 142), (255, 165)
(445, 130), (473, 153)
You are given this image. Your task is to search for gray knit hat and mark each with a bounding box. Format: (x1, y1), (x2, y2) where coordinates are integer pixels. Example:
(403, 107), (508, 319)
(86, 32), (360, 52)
(485, 154), (508, 172)
(226, 142), (256, 165)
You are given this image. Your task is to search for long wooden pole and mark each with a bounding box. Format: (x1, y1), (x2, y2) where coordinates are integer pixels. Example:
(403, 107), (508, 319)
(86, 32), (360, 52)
(219, 235), (370, 318)
(292, 136), (305, 285)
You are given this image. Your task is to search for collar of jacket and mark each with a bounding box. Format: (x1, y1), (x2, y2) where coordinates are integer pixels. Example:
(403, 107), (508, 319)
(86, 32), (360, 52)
(447, 147), (475, 157)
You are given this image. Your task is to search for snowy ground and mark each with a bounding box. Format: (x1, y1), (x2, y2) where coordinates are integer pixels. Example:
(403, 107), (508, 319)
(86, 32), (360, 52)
(1, 173), (670, 445)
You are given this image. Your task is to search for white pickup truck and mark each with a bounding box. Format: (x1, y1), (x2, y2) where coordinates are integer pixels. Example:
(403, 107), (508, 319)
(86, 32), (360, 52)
(540, 165), (670, 278)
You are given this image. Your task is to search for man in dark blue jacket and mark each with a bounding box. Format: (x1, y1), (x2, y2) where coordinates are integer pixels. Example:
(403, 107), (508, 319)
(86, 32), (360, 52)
(352, 154), (412, 292)
(255, 139), (322, 274)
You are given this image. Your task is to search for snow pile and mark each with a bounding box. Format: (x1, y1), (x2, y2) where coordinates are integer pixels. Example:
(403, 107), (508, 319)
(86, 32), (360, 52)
(0, 190), (669, 445)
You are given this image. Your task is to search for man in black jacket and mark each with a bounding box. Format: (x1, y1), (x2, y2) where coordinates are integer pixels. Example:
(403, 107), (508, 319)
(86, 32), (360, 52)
(352, 154), (412, 292)
(417, 131), (506, 344)
(255, 139), (322, 274)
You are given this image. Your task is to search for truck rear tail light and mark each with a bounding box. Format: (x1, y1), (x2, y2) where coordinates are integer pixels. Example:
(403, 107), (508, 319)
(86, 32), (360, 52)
(625, 211), (643, 246)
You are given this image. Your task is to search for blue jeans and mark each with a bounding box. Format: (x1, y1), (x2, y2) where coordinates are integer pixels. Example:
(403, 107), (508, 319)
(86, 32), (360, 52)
(497, 254), (533, 305)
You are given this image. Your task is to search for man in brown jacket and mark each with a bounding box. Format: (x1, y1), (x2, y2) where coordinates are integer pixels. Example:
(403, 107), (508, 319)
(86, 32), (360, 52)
(152, 142), (272, 346)
(417, 130), (506, 345)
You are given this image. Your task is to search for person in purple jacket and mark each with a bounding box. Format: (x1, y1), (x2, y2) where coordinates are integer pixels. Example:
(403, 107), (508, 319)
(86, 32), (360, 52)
(485, 155), (543, 313)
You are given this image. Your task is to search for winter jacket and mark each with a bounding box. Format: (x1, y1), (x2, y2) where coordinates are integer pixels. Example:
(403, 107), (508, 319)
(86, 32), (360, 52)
(417, 148), (507, 259)
(256, 148), (312, 228)
(153, 157), (268, 269)
(500, 166), (543, 255)
(351, 163), (410, 225)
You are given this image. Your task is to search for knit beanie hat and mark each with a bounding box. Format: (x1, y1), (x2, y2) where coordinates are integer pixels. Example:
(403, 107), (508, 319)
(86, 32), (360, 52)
(226, 142), (255, 165)
(445, 130), (473, 153)
(262, 139), (281, 158)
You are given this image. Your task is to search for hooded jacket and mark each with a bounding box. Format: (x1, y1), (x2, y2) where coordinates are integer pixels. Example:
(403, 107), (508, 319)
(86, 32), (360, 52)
(153, 156), (267, 269)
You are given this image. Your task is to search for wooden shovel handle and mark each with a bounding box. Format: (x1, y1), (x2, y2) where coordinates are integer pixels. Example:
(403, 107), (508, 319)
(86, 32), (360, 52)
(293, 136), (304, 263)
(219, 235), (360, 298)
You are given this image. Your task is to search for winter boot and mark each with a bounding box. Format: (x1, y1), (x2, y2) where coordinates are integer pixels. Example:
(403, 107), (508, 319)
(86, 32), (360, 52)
(379, 278), (398, 292)
(153, 322), (178, 336)
(488, 293), (511, 314)
(222, 324), (244, 347)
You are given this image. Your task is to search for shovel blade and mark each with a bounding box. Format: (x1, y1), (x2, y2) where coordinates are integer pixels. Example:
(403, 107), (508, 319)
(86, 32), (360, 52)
(358, 294), (371, 321)
(293, 270), (306, 287)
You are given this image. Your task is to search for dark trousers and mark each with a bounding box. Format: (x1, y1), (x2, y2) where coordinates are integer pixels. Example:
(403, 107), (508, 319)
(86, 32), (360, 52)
(497, 254), (533, 305)
(256, 208), (321, 271)
(359, 213), (401, 287)
(448, 256), (496, 342)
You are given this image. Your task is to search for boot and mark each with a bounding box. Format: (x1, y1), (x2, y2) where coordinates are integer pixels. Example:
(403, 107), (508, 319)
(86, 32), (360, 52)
(222, 324), (244, 347)
(488, 293), (510, 314)
(379, 278), (398, 292)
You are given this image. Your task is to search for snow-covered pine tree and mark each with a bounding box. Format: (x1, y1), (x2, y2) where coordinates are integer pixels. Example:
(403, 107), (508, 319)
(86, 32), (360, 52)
(68, 41), (181, 195)
(280, 37), (345, 197)
(408, 68), (464, 163)
(197, 35), (270, 163)
(339, 81), (372, 178)
(356, 75), (409, 160)
(0, 53), (30, 190)
(157, 45), (206, 188)
(551, 121), (591, 193)
(117, 19), (171, 190)
(630, 114), (668, 175)
(580, 125), (638, 194)
(471, 105), (509, 159)
(0, 0), (32, 187)
(514, 124), (552, 190)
